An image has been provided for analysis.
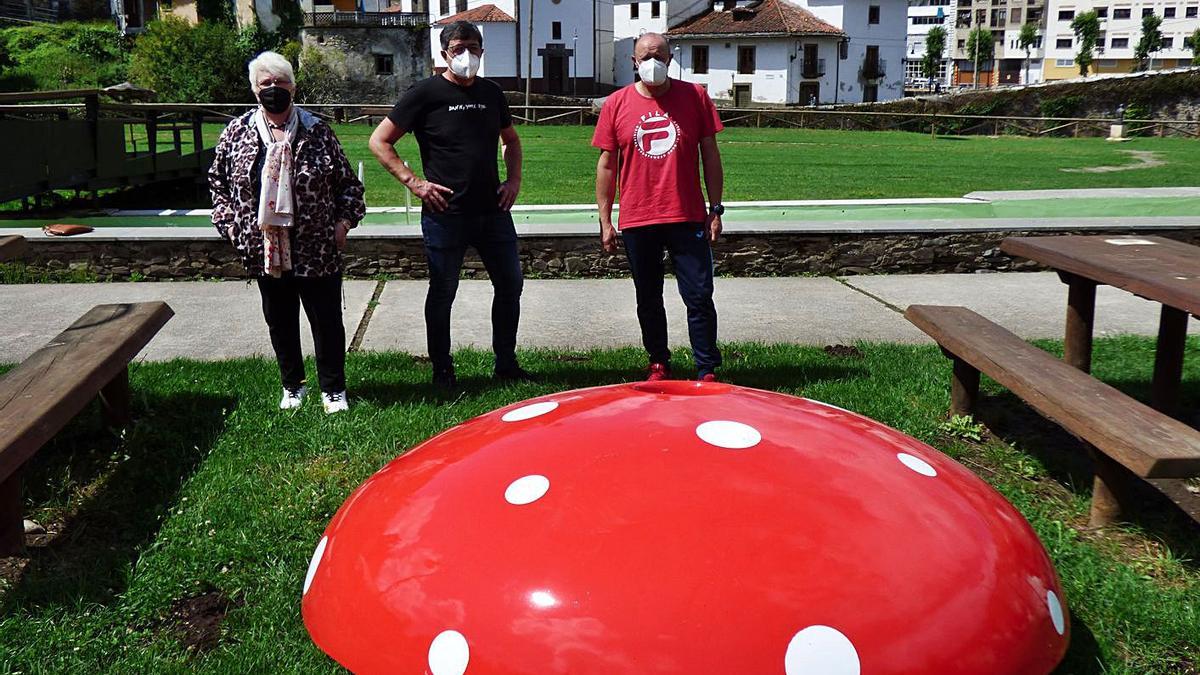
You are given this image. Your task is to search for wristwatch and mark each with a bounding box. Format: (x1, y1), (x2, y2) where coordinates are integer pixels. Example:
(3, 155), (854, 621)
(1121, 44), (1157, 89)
(709, 203), (725, 216)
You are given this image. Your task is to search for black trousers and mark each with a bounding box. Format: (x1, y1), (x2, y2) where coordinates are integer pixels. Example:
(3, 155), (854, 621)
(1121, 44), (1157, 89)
(257, 274), (346, 392)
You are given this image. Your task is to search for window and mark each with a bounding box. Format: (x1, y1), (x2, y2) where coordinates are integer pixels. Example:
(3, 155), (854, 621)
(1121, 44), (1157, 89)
(1056, 58), (1074, 66)
(1142, 7), (1153, 16)
(1057, 9), (1074, 20)
(957, 39), (966, 49)
(552, 21), (561, 39)
(455, 0), (465, 12)
(692, 45), (709, 74)
(1186, 35), (1195, 48)
(1188, 6), (1198, 17)
(1010, 7), (1021, 22)
(869, 4), (880, 23)
(629, 2), (639, 19)
(722, 0), (734, 9)
(1111, 36), (1128, 47)
(839, 40), (848, 59)
(1056, 37), (1072, 48)
(1095, 6), (1108, 17)
(1165, 6), (1177, 16)
(738, 45), (756, 73)
(375, 54), (394, 75)
(440, 0), (448, 15)
(1162, 36), (1174, 47)
(802, 42), (820, 76)
(651, 0), (660, 17)
(1112, 7), (1130, 18)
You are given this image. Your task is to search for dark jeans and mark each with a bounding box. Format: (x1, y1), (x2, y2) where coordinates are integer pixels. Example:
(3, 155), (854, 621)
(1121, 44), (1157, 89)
(621, 222), (721, 373)
(421, 211), (524, 374)
(257, 273), (346, 392)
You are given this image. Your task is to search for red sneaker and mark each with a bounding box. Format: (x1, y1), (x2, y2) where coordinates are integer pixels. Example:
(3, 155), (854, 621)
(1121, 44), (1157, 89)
(699, 372), (718, 383)
(646, 363), (671, 381)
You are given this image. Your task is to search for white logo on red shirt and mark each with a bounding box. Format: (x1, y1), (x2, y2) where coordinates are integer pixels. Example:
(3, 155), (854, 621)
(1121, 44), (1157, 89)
(634, 111), (679, 159)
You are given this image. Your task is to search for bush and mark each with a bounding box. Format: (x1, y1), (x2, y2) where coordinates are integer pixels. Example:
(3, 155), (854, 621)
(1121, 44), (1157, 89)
(129, 17), (259, 103)
(0, 22), (130, 92)
(1039, 95), (1084, 118)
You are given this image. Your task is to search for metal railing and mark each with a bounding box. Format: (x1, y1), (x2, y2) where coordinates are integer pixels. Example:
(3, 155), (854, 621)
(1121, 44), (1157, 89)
(800, 59), (826, 79)
(303, 11), (426, 27)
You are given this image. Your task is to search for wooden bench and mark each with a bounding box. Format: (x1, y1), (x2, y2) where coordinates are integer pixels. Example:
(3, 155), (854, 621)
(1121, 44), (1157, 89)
(905, 304), (1200, 526)
(0, 302), (173, 555)
(0, 235), (26, 262)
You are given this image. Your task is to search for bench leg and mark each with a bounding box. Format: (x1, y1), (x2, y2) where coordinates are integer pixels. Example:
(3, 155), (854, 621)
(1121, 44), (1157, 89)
(1062, 273), (1096, 374)
(1151, 305), (1188, 416)
(0, 468), (24, 557)
(99, 366), (131, 429)
(1088, 449), (1139, 527)
(950, 357), (980, 417)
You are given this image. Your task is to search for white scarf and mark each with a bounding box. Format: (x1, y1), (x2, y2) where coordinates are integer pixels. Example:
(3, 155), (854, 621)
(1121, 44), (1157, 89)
(255, 108), (298, 277)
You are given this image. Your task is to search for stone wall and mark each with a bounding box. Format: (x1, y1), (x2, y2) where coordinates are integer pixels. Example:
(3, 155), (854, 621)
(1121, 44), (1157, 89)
(299, 26), (430, 104)
(12, 229), (1200, 281)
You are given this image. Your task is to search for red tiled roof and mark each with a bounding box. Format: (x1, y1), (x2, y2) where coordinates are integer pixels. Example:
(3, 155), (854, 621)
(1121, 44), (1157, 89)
(435, 3), (516, 24)
(667, 0), (844, 37)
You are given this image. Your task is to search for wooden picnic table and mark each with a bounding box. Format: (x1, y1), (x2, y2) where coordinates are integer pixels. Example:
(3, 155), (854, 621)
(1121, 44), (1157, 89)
(0, 235), (25, 262)
(1001, 234), (1199, 415)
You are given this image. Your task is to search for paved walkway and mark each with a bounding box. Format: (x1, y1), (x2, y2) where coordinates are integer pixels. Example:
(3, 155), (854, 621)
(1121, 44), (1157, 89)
(1, 272), (1195, 363)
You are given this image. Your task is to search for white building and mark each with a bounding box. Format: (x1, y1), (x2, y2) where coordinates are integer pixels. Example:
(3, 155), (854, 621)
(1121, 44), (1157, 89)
(1042, 0), (1200, 80)
(905, 0), (953, 89)
(666, 0), (907, 105)
(431, 0), (615, 95)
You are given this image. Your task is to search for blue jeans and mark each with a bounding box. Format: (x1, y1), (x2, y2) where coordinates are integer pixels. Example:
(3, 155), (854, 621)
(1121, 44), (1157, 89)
(421, 211), (523, 374)
(621, 222), (721, 374)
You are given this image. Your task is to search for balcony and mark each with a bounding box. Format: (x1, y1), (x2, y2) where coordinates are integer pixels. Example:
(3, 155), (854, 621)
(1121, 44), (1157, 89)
(303, 11), (427, 28)
(801, 58), (826, 79)
(860, 59), (886, 80)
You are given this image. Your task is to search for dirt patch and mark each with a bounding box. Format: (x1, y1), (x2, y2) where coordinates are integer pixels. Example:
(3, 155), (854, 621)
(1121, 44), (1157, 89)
(165, 589), (241, 653)
(1061, 150), (1166, 173)
(823, 344), (865, 359)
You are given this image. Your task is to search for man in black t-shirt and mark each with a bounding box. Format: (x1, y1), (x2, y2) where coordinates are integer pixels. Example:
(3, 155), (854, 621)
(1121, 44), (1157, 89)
(369, 20), (529, 389)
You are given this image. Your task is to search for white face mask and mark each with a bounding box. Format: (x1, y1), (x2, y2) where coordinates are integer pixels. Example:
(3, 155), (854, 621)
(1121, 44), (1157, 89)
(448, 50), (481, 79)
(637, 57), (669, 86)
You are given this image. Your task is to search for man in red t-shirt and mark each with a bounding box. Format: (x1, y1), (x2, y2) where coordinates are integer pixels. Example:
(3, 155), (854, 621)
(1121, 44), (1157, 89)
(593, 32), (725, 382)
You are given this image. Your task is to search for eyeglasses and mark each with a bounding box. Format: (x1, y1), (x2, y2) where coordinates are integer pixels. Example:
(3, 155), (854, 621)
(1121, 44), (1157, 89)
(257, 77), (293, 88)
(445, 44), (484, 57)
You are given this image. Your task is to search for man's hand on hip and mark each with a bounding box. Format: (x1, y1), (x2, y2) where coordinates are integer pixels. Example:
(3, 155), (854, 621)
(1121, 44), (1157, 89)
(405, 177), (453, 212)
(497, 179), (520, 211)
(706, 214), (723, 244)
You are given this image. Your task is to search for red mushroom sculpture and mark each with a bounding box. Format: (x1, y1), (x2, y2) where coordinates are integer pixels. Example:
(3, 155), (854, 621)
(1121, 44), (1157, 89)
(302, 381), (1069, 674)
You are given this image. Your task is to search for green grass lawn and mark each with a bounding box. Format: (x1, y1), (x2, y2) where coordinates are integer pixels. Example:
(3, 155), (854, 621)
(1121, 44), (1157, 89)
(7, 125), (1200, 212)
(1, 338), (1198, 673)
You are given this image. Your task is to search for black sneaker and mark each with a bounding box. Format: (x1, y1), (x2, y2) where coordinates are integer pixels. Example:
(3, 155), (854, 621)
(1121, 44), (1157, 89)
(494, 365), (537, 383)
(432, 369), (458, 391)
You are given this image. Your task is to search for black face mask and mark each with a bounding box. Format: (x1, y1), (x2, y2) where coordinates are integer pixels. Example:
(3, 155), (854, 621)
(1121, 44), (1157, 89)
(259, 86), (292, 114)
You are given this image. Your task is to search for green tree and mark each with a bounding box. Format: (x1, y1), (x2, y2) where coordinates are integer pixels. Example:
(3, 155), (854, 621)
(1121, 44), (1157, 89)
(1134, 13), (1164, 70)
(1071, 10), (1101, 77)
(129, 17), (254, 102)
(965, 25), (994, 89)
(1191, 28), (1200, 65)
(922, 25), (946, 88)
(1018, 22), (1038, 85)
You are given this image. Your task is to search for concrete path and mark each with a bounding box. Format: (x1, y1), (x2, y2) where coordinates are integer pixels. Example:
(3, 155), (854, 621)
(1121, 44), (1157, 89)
(2, 272), (1196, 363)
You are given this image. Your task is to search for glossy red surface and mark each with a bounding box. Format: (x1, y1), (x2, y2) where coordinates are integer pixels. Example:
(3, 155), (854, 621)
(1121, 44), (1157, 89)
(302, 382), (1069, 674)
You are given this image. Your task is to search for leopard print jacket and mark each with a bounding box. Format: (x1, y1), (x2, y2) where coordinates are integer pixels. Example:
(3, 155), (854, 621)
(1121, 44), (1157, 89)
(208, 108), (366, 277)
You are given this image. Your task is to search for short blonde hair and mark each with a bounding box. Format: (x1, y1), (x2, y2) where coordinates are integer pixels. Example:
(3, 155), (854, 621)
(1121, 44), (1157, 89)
(248, 51), (295, 91)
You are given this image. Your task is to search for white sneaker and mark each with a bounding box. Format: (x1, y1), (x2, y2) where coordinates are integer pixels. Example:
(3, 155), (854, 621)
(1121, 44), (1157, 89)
(322, 390), (349, 414)
(280, 385), (307, 410)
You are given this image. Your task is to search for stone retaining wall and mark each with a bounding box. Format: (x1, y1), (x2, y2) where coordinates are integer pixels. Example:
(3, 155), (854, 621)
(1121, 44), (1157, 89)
(13, 229), (1200, 281)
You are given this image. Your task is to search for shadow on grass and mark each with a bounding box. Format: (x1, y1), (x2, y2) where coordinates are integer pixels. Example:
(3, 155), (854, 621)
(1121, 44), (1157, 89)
(1054, 614), (1105, 675)
(2, 391), (232, 612)
(976, 390), (1200, 570)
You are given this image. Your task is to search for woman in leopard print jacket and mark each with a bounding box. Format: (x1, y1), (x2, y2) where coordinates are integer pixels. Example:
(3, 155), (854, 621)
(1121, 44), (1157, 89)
(208, 51), (366, 414)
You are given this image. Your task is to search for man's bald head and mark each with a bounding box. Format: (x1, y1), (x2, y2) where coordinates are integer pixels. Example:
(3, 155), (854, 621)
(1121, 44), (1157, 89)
(633, 32), (670, 63)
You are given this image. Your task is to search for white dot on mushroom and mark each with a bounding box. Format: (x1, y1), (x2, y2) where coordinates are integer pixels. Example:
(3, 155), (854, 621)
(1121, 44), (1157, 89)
(897, 452), (938, 477)
(784, 625), (861, 675)
(428, 630), (469, 675)
(695, 420), (762, 449)
(501, 401), (559, 422)
(303, 536), (327, 596)
(505, 475), (550, 505)
(1047, 590), (1065, 636)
